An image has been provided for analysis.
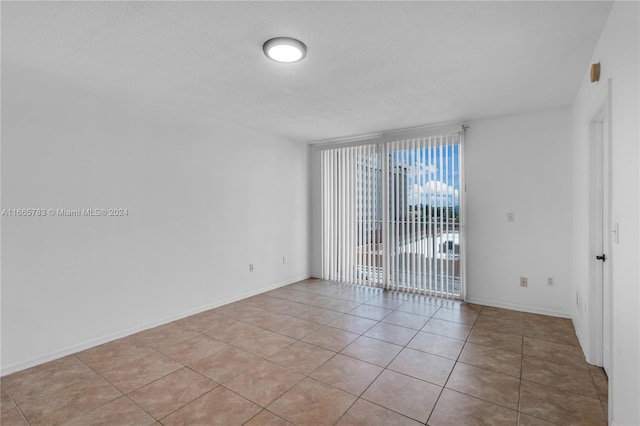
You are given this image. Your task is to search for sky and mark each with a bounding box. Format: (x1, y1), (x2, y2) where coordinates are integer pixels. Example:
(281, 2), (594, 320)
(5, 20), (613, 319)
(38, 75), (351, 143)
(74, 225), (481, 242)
(392, 144), (460, 207)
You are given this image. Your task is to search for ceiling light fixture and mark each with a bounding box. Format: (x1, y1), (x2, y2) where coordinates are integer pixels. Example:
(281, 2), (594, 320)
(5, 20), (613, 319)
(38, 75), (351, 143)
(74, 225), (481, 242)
(263, 37), (307, 63)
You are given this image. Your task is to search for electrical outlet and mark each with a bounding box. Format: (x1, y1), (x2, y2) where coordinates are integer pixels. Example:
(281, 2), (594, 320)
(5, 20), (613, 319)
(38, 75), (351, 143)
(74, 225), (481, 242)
(507, 212), (515, 222)
(547, 277), (555, 286)
(520, 276), (528, 287)
(249, 264), (254, 272)
(282, 256), (286, 264)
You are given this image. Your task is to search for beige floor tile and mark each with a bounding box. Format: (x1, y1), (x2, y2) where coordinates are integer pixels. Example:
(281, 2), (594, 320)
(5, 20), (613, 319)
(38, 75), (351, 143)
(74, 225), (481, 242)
(225, 360), (304, 407)
(519, 380), (607, 425)
(268, 341), (336, 375)
(269, 301), (314, 316)
(522, 356), (598, 399)
(421, 318), (472, 341)
(479, 306), (525, 321)
(189, 347), (261, 384)
(362, 370), (441, 423)
(267, 317), (323, 339)
(1, 383), (11, 403)
(268, 378), (356, 426)
(327, 314), (378, 334)
(293, 306), (344, 324)
(396, 300), (441, 317)
(128, 368), (217, 419)
(159, 334), (228, 365)
(99, 350), (182, 394)
(341, 336), (403, 367)
(1, 386), (27, 426)
(458, 342), (522, 378)
(1, 404), (28, 426)
(364, 322), (418, 346)
(589, 365), (608, 402)
(523, 313), (574, 330)
(234, 330), (296, 358)
(407, 332), (464, 360)
(75, 338), (156, 374)
(348, 304), (393, 321)
(518, 413), (558, 426)
(215, 302), (265, 320)
(239, 311), (292, 329)
(133, 323), (200, 352)
(342, 290), (383, 304)
(389, 348), (455, 386)
(244, 410), (292, 426)
(336, 398), (423, 426)
(428, 388), (517, 425)
(3, 356), (97, 403)
(302, 326), (359, 352)
(161, 386), (261, 425)
(446, 362), (520, 410)
(19, 375), (121, 426)
(205, 320), (263, 345)
(382, 311), (429, 329)
(298, 294), (336, 309)
(474, 316), (524, 336)
(310, 354), (383, 396)
(523, 324), (580, 347)
(320, 299), (362, 313)
(432, 307), (479, 326)
(175, 311), (237, 334)
(363, 295), (406, 309)
(468, 328), (523, 354)
(61, 396), (154, 426)
(588, 364), (607, 381)
(523, 337), (586, 366)
(241, 294), (288, 310)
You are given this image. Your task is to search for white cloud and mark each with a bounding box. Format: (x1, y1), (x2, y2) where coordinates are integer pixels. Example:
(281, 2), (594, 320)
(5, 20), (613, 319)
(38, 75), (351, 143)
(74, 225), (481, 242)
(408, 180), (459, 205)
(408, 163), (438, 180)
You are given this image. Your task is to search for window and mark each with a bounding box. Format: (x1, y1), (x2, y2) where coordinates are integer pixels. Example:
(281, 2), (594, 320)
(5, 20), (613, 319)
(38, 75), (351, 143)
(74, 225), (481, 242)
(321, 130), (464, 298)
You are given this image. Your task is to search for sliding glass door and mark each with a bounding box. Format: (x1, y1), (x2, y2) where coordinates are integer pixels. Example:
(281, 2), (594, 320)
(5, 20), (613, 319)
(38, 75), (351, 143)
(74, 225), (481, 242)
(321, 131), (464, 298)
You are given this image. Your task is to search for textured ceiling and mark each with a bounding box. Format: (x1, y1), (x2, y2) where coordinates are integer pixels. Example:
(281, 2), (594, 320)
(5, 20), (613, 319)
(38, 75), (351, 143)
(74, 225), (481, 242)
(2, 1), (612, 142)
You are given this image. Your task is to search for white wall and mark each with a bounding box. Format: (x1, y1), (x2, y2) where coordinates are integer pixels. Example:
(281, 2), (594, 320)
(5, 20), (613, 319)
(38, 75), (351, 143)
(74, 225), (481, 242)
(464, 108), (573, 316)
(571, 2), (639, 425)
(0, 64), (310, 375)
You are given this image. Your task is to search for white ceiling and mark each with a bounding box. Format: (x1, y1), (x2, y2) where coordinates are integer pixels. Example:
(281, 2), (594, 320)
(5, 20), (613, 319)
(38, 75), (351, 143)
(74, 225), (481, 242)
(2, 1), (612, 142)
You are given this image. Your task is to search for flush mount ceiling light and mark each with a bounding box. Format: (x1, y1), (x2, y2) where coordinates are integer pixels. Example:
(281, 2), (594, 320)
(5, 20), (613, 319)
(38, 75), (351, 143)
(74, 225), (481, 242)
(263, 37), (307, 63)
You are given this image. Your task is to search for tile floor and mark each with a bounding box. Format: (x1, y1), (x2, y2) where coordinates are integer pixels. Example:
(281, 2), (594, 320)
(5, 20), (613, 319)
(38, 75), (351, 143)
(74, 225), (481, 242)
(1, 278), (609, 425)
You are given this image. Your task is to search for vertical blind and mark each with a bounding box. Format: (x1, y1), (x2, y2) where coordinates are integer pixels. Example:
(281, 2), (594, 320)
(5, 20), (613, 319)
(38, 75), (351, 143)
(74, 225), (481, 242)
(321, 131), (464, 298)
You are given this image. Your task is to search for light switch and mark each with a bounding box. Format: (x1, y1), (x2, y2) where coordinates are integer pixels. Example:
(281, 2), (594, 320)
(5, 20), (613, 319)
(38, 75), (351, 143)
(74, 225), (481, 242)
(507, 212), (515, 222)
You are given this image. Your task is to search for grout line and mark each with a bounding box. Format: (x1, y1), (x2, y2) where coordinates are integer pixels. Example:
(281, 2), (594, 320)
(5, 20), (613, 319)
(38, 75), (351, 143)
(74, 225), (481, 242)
(71, 354), (153, 423)
(1, 382), (32, 426)
(425, 305), (482, 425)
(517, 316), (525, 426)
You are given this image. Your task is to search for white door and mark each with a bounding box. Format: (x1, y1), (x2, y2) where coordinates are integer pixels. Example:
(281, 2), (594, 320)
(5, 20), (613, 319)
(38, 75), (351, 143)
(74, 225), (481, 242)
(591, 114), (612, 376)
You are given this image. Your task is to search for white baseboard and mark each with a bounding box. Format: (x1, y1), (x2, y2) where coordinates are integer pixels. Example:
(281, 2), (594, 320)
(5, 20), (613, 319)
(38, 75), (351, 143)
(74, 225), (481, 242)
(464, 296), (571, 318)
(0, 274), (310, 377)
